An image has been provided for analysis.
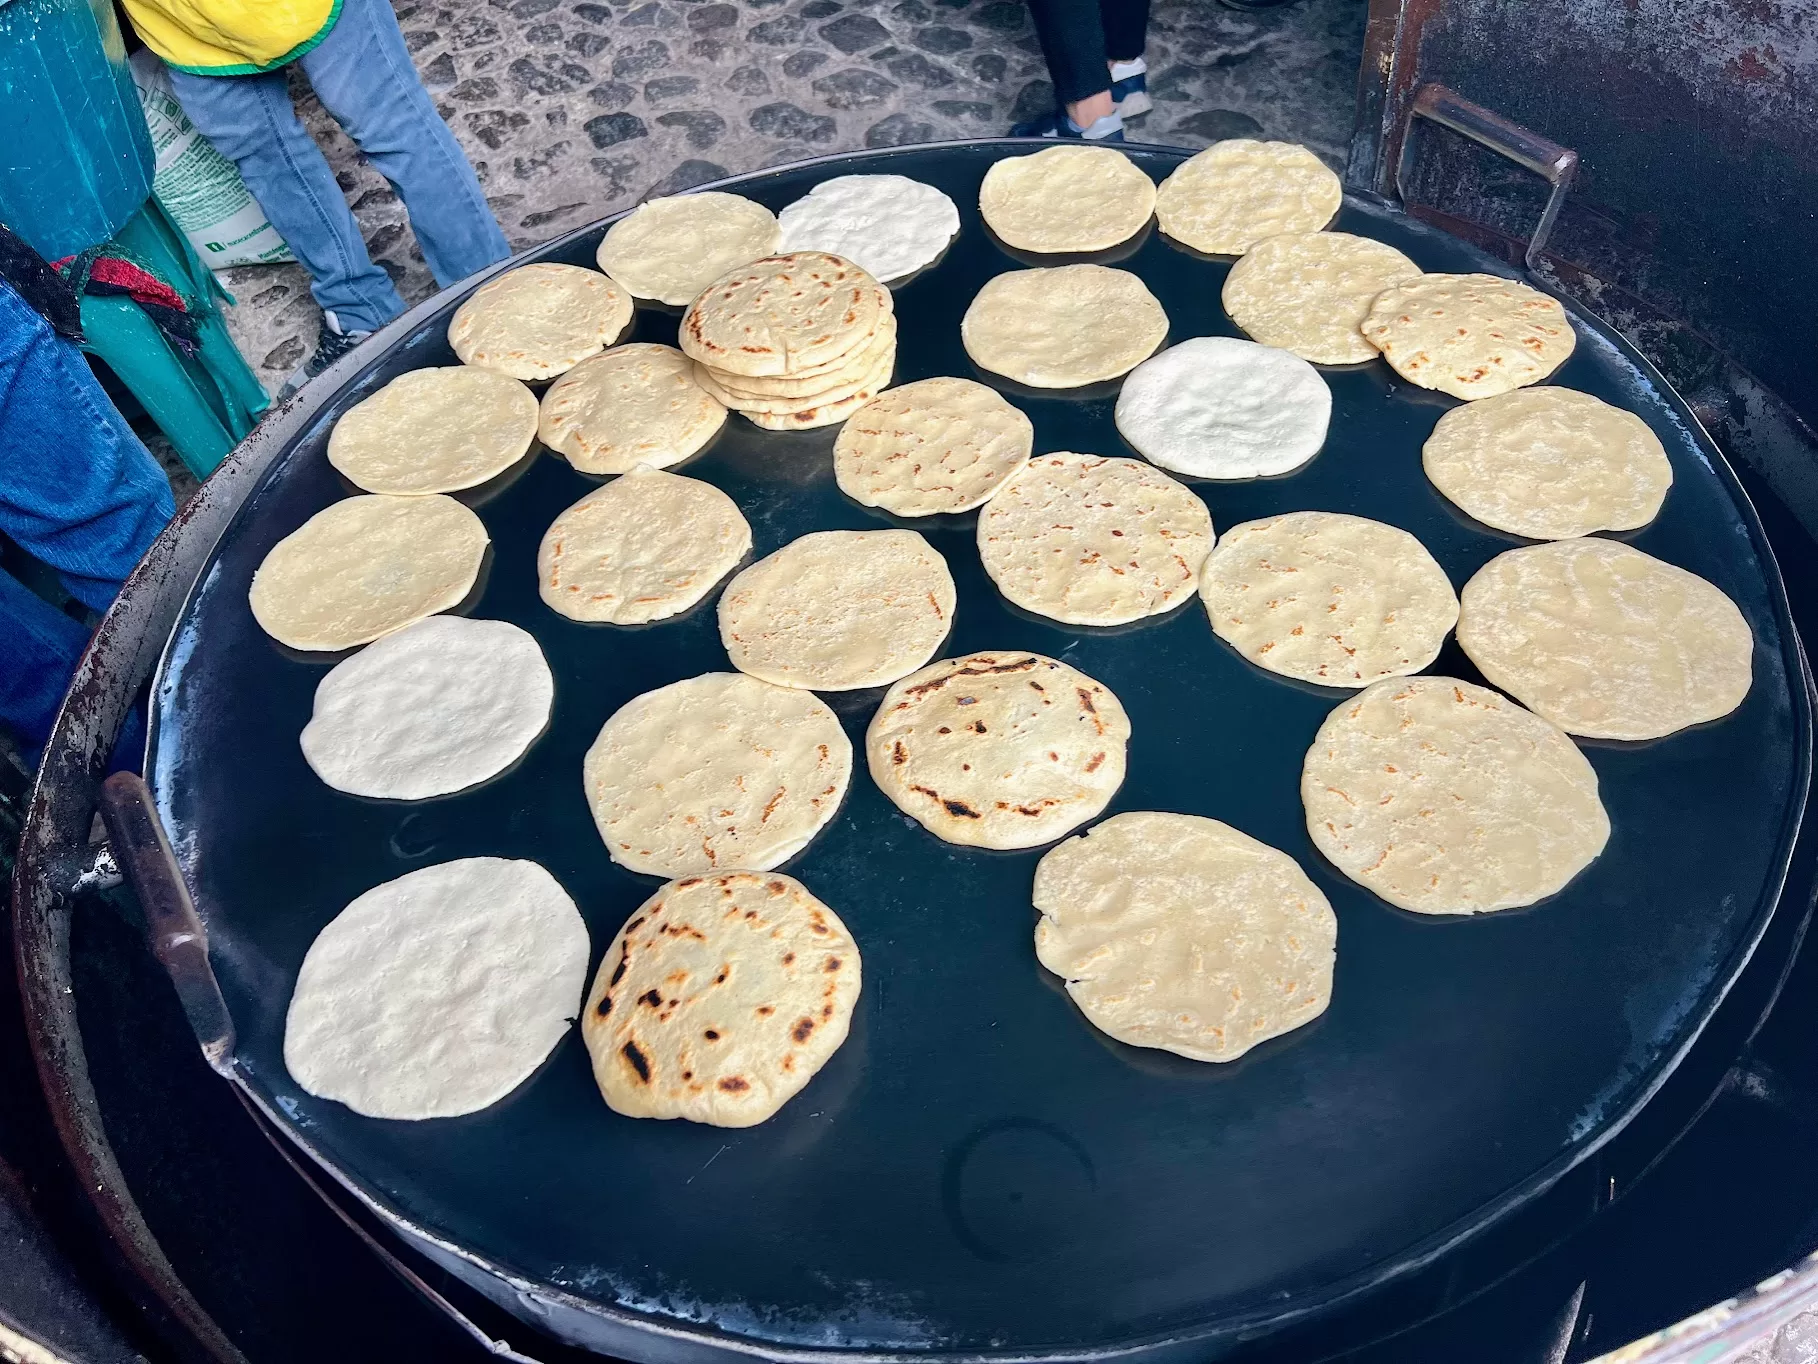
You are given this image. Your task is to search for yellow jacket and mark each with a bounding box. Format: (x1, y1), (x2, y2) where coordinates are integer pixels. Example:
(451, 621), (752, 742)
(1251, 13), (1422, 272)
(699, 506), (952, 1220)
(123, 0), (342, 74)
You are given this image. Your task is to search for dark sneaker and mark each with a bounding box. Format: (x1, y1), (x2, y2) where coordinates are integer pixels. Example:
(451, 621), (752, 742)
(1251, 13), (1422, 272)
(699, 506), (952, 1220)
(1009, 108), (1127, 141)
(279, 320), (372, 399)
(1110, 72), (1151, 118)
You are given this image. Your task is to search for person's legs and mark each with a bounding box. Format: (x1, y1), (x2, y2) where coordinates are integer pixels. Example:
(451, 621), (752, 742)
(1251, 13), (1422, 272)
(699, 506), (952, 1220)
(1100, 0), (1151, 63)
(0, 565), (91, 753)
(166, 63), (406, 333)
(1026, 0), (1113, 109)
(300, 0), (510, 289)
(0, 284), (172, 611)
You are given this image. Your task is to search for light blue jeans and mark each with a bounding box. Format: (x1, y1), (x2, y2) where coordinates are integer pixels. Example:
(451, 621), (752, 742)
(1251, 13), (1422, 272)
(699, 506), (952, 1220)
(166, 0), (510, 334)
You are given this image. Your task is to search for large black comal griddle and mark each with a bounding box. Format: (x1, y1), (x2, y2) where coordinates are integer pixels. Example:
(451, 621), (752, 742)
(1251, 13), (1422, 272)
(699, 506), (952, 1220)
(140, 143), (1810, 1361)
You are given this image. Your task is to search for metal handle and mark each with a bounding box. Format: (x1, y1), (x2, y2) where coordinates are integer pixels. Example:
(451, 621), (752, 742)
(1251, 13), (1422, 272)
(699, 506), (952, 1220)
(1395, 82), (1579, 274)
(97, 771), (236, 1074)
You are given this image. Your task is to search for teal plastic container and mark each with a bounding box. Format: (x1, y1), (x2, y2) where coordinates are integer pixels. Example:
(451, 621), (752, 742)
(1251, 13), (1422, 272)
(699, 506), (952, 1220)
(0, 0), (154, 259)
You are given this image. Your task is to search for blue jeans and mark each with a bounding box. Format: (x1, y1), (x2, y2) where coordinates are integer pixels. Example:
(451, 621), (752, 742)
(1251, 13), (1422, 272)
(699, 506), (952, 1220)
(0, 283), (173, 756)
(166, 0), (510, 334)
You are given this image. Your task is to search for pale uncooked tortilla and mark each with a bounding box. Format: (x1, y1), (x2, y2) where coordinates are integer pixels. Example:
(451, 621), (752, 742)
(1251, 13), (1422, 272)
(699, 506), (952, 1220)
(1200, 511), (1458, 687)
(1034, 812), (1336, 1062)
(448, 263), (632, 381)
(1302, 676), (1610, 914)
(1422, 388), (1674, 539)
(596, 192), (781, 306)
(833, 376), (1034, 516)
(284, 857), (589, 1119)
(1154, 140), (1343, 255)
(537, 465), (751, 625)
(1362, 273), (1575, 400)
(1456, 537), (1753, 740)
(1221, 232), (1422, 365)
(300, 616), (553, 799)
(538, 344), (726, 475)
(327, 367), (539, 495)
(867, 651), (1130, 849)
(1115, 336), (1331, 478)
(977, 144), (1157, 253)
(978, 452), (1213, 626)
(582, 871), (861, 1127)
(584, 672), (852, 877)
(777, 175), (959, 282)
(962, 265), (1167, 388)
(719, 529), (955, 690)
(249, 494), (489, 652)
(681, 252), (885, 378)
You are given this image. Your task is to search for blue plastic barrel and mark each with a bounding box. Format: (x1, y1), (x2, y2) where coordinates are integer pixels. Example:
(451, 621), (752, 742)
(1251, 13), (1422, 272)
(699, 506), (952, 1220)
(0, 0), (153, 260)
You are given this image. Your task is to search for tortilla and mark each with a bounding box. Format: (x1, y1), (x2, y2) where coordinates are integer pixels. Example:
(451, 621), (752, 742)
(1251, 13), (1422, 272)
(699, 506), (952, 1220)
(1221, 232), (1422, 364)
(597, 191), (781, 307)
(300, 616), (553, 799)
(537, 465), (751, 625)
(582, 871), (861, 1127)
(719, 529), (955, 690)
(977, 144), (1157, 253)
(1154, 139), (1342, 255)
(961, 265), (1167, 388)
(776, 174), (959, 282)
(1361, 273), (1575, 400)
(583, 672), (852, 877)
(1302, 676), (1610, 914)
(284, 857), (589, 1119)
(978, 452), (1213, 626)
(1034, 812), (1336, 1062)
(1456, 538), (1753, 740)
(249, 494), (488, 652)
(538, 343), (726, 475)
(327, 367), (539, 494)
(833, 376), (1034, 516)
(448, 263), (632, 381)
(867, 651), (1130, 849)
(681, 252), (886, 379)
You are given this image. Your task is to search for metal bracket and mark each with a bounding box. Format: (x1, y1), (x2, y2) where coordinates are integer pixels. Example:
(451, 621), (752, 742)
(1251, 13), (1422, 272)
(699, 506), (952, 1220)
(96, 771), (236, 1074)
(1395, 82), (1579, 274)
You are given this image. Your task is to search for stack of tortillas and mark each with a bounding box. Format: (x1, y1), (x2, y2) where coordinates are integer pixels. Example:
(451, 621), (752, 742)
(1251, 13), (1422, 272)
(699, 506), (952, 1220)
(680, 251), (897, 431)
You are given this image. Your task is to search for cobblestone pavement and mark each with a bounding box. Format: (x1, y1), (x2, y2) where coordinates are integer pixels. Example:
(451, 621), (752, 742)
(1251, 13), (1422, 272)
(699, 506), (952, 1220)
(214, 0), (1364, 396)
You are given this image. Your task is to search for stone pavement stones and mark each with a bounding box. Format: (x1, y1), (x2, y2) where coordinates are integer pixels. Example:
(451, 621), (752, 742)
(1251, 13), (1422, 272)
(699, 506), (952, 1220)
(214, 0), (1364, 397)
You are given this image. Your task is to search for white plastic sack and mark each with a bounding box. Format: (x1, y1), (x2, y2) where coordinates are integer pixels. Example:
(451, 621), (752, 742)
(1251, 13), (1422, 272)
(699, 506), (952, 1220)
(129, 49), (294, 268)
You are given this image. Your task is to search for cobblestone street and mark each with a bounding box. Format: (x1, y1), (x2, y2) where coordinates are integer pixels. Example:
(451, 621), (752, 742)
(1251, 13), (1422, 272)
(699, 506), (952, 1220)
(214, 0), (1365, 397)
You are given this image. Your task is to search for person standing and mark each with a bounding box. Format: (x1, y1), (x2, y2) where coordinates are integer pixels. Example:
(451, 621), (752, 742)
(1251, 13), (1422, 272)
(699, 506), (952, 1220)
(1010, 0), (1153, 141)
(121, 0), (512, 390)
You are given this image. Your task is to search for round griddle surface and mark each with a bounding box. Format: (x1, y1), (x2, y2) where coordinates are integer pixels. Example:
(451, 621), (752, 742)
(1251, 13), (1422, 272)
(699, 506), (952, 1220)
(148, 144), (1809, 1359)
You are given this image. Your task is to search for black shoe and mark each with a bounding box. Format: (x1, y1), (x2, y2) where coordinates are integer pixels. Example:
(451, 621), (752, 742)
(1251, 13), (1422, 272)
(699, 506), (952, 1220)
(1009, 108), (1127, 140)
(279, 320), (372, 398)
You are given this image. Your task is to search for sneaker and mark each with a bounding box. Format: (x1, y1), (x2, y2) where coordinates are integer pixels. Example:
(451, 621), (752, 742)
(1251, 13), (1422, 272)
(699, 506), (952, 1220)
(1109, 58), (1151, 119)
(279, 314), (373, 399)
(1009, 108), (1126, 141)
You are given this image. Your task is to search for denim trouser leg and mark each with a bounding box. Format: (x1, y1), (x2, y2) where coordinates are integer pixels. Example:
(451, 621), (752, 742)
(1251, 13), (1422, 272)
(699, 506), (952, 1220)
(299, 0), (511, 288)
(0, 282), (174, 750)
(166, 62), (407, 333)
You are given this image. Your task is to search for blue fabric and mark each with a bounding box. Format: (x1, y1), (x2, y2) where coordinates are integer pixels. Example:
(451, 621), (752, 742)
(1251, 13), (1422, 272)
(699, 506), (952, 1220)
(165, 0), (509, 334)
(0, 281), (173, 754)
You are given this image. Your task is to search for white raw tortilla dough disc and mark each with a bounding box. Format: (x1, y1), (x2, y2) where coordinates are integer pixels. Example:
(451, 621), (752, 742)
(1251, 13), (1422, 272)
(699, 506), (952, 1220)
(538, 343), (726, 475)
(1199, 511), (1458, 687)
(718, 529), (956, 690)
(537, 465), (752, 625)
(582, 871), (861, 1127)
(1456, 538), (1753, 740)
(596, 192), (781, 307)
(833, 376), (1034, 516)
(248, 494), (489, 652)
(961, 265), (1167, 388)
(284, 857), (590, 1119)
(1302, 676), (1610, 914)
(448, 263), (632, 381)
(978, 452), (1214, 626)
(777, 174), (960, 282)
(977, 144), (1157, 253)
(1422, 388), (1674, 539)
(867, 651), (1131, 849)
(1154, 139), (1343, 256)
(1362, 273), (1575, 400)
(584, 672), (852, 877)
(327, 367), (539, 495)
(301, 616), (553, 799)
(1034, 812), (1336, 1062)
(1116, 336), (1331, 479)
(1221, 232), (1422, 365)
